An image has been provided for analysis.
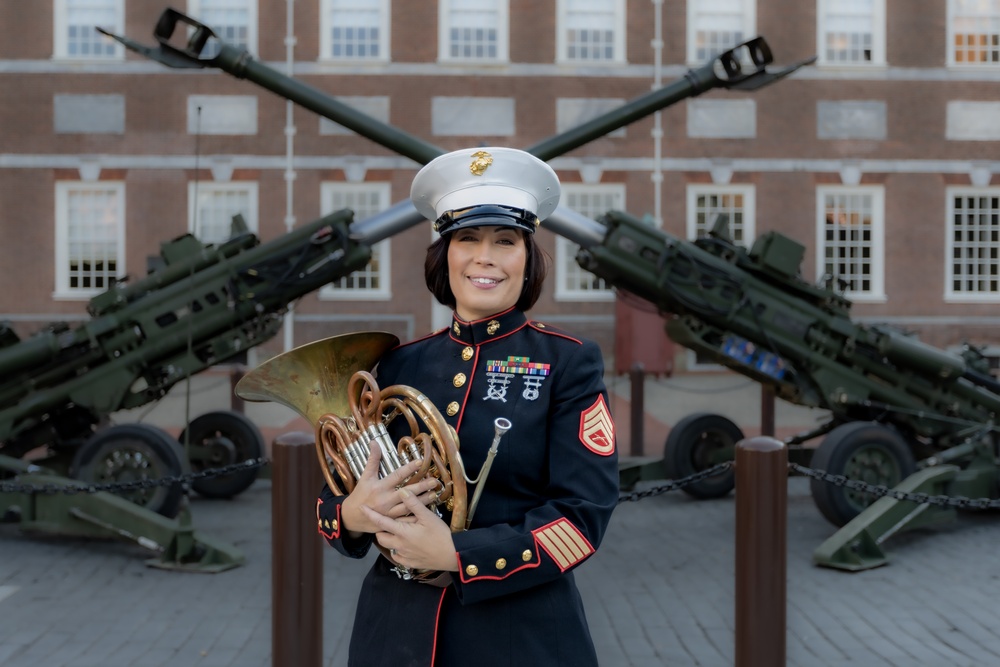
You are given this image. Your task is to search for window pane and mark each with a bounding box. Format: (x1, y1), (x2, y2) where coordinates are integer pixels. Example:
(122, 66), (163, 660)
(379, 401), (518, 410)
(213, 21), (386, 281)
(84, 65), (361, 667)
(823, 0), (875, 63)
(196, 0), (252, 56)
(66, 0), (119, 58)
(67, 188), (120, 290)
(193, 186), (253, 244)
(448, 0), (499, 59)
(326, 186), (387, 291)
(693, 191), (747, 243)
(953, 0), (1000, 64)
(329, 0), (382, 58)
(692, 0), (745, 61)
(951, 192), (1000, 294)
(564, 0), (617, 62)
(562, 188), (620, 293)
(823, 191), (875, 293)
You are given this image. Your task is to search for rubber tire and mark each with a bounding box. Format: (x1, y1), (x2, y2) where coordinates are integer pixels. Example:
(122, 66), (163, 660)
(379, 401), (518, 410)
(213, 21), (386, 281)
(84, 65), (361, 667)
(663, 412), (742, 499)
(71, 423), (186, 518)
(809, 421), (917, 527)
(179, 410), (264, 499)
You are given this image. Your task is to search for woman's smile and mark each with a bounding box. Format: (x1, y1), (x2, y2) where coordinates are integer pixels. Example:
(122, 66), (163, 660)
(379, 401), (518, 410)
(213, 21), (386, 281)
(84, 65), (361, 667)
(448, 226), (526, 321)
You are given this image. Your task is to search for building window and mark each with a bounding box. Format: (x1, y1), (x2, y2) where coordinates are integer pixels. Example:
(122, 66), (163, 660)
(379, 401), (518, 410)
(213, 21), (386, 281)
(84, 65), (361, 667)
(949, 0), (1000, 65)
(686, 185), (755, 245)
(188, 0), (257, 56)
(556, 0), (626, 64)
(555, 184), (621, 301)
(188, 182), (259, 244)
(54, 0), (123, 60)
(55, 182), (125, 298)
(439, 0), (507, 62)
(947, 188), (1000, 301)
(816, 186), (885, 300)
(817, 0), (886, 66)
(321, 0), (389, 61)
(687, 0), (755, 64)
(320, 183), (391, 299)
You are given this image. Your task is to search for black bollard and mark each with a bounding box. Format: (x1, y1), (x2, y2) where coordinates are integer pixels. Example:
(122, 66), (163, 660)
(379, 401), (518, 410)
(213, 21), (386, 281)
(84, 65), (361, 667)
(735, 436), (787, 667)
(272, 431), (323, 667)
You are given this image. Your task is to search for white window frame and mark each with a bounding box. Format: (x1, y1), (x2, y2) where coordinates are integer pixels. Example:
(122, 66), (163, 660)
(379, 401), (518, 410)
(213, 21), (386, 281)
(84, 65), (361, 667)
(945, 187), (1000, 302)
(438, 0), (509, 63)
(816, 0), (886, 67)
(54, 181), (126, 299)
(686, 184), (756, 245)
(947, 0), (1000, 67)
(53, 0), (124, 60)
(320, 0), (391, 62)
(686, 0), (755, 65)
(187, 182), (259, 244)
(555, 0), (627, 65)
(815, 185), (886, 302)
(555, 183), (622, 302)
(319, 182), (392, 300)
(187, 0), (258, 56)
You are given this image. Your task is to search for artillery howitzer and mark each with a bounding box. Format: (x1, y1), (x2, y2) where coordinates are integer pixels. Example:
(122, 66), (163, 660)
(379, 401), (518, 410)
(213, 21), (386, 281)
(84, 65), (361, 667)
(0, 8), (805, 568)
(557, 208), (1000, 569)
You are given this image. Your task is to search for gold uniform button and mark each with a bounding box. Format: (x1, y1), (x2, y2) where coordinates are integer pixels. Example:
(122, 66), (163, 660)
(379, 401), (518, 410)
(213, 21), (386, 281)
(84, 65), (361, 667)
(446, 401), (460, 416)
(462, 346), (473, 361)
(495, 558), (507, 570)
(465, 564), (479, 577)
(453, 373), (466, 388)
(522, 549), (533, 562)
(331, 519), (338, 531)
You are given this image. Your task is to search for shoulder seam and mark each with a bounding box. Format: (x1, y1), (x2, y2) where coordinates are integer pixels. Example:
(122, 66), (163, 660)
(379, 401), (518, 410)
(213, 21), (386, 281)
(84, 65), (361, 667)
(528, 321), (582, 345)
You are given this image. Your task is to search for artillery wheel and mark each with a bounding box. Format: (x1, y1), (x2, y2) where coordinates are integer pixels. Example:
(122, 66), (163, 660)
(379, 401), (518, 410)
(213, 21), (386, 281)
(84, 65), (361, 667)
(71, 423), (186, 518)
(663, 412), (741, 499)
(179, 411), (264, 499)
(809, 421), (917, 527)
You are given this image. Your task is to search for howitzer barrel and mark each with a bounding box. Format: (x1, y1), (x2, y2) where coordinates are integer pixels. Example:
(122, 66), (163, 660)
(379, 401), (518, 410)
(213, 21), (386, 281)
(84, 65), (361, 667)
(0, 331), (64, 377)
(524, 38), (785, 161)
(102, 10), (811, 174)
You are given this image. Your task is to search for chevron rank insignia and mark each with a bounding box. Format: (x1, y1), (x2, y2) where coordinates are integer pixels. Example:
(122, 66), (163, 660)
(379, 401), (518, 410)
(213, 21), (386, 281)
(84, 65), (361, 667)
(579, 395), (615, 455)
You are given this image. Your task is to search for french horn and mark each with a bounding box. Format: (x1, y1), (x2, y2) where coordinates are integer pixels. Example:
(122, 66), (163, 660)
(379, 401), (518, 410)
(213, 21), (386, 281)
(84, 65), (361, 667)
(234, 331), (469, 581)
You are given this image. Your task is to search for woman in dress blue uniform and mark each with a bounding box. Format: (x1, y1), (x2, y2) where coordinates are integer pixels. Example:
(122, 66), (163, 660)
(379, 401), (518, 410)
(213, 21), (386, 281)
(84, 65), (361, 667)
(316, 147), (619, 666)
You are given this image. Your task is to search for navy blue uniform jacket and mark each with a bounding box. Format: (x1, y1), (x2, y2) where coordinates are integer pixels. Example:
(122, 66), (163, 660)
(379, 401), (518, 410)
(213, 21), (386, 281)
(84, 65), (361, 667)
(317, 308), (619, 666)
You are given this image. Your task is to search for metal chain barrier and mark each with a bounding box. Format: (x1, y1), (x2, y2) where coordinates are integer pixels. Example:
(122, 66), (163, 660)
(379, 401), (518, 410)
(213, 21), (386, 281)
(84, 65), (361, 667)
(789, 461), (1000, 510)
(618, 461), (734, 503)
(6, 456), (998, 511)
(0, 457), (270, 496)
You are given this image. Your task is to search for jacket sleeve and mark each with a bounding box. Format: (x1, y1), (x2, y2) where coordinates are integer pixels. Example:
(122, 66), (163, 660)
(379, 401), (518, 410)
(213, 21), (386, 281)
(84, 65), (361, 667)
(316, 483), (374, 559)
(449, 338), (619, 605)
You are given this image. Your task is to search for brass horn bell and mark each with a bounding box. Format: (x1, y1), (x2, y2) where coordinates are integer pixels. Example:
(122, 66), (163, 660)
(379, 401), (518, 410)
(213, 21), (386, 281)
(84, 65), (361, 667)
(234, 331), (467, 580)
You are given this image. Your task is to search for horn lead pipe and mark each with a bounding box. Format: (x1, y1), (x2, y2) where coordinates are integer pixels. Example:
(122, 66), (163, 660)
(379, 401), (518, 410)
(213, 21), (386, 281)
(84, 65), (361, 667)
(465, 418), (512, 529)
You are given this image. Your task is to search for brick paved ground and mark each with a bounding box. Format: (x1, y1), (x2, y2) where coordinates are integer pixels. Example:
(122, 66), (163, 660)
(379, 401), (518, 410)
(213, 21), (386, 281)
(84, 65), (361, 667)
(2, 372), (999, 666)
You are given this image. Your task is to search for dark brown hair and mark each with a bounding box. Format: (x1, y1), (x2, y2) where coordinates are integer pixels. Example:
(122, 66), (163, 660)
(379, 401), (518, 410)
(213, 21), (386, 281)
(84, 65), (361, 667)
(424, 231), (549, 312)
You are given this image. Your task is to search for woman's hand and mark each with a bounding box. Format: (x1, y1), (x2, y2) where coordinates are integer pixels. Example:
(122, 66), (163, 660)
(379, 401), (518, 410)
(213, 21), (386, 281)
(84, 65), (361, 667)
(363, 488), (459, 573)
(340, 442), (442, 538)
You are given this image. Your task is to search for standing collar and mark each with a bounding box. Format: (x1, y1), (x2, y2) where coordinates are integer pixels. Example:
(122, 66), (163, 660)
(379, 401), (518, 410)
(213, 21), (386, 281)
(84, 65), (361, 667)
(450, 308), (527, 345)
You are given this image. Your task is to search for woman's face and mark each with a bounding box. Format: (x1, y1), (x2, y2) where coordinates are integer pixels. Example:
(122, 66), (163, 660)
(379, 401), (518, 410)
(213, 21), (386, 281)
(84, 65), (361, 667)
(447, 225), (527, 321)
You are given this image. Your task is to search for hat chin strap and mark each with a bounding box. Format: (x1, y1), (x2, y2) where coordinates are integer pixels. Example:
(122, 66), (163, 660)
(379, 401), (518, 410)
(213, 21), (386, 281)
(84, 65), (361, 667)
(434, 204), (539, 235)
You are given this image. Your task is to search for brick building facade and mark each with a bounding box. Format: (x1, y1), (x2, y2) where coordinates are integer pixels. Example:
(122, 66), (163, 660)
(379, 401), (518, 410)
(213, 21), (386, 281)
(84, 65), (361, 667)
(1, 0), (999, 374)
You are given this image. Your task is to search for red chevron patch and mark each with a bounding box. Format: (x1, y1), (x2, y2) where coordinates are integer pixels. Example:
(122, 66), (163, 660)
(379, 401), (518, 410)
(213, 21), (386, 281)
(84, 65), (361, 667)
(579, 394), (615, 456)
